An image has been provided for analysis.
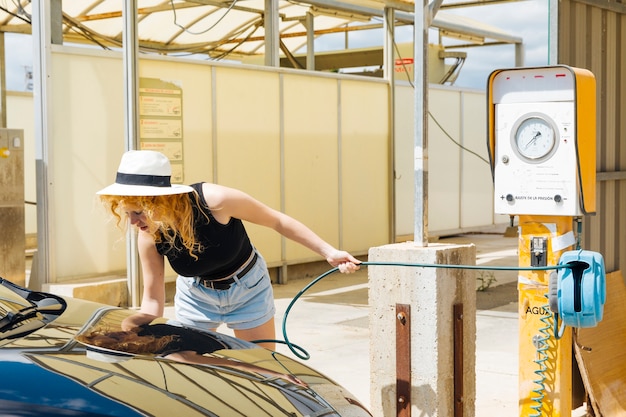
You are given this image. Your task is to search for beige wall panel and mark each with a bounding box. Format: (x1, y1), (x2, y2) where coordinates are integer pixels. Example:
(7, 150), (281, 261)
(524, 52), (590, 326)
(283, 74), (340, 262)
(393, 84), (415, 239)
(51, 51), (218, 281)
(6, 92), (36, 235)
(459, 90), (504, 228)
(138, 59), (214, 280)
(394, 84), (504, 239)
(140, 58), (213, 185)
(428, 87), (462, 232)
(340, 80), (390, 252)
(51, 50), (127, 279)
(39, 47), (513, 283)
(213, 67), (282, 264)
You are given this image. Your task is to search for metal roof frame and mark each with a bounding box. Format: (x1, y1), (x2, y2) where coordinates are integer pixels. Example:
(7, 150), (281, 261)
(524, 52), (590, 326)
(0, 0), (522, 61)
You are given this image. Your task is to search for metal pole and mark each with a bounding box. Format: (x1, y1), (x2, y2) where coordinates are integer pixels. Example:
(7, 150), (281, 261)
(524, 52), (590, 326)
(414, 0), (428, 246)
(32, 0), (55, 290)
(515, 42), (525, 67)
(306, 11), (315, 71)
(264, 0), (280, 67)
(396, 304), (411, 417)
(548, 0), (558, 65)
(123, 0), (141, 307)
(383, 7), (397, 244)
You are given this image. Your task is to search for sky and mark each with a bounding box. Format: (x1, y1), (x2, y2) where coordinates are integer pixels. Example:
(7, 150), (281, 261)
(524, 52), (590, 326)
(4, 0), (549, 92)
(440, 0), (551, 88)
(6, 32), (33, 92)
(313, 0), (551, 89)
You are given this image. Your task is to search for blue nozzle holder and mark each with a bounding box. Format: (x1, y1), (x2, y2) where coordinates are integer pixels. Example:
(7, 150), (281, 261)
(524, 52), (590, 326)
(557, 250), (606, 328)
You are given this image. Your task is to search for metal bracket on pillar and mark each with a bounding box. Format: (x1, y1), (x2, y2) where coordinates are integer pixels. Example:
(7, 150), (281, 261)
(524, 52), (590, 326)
(396, 303), (411, 417)
(454, 303), (464, 417)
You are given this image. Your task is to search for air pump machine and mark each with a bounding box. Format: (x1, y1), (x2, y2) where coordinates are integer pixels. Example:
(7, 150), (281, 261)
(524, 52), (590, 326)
(487, 66), (606, 417)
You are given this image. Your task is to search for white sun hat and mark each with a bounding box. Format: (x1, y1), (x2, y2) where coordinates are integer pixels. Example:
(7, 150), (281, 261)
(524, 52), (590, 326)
(85, 345), (134, 363)
(96, 150), (194, 196)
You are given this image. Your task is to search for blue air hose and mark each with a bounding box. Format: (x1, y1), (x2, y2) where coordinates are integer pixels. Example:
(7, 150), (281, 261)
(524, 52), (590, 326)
(530, 294), (552, 417)
(264, 261), (569, 360)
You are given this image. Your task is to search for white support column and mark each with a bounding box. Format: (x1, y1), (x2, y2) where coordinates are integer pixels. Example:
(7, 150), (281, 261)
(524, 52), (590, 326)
(264, 0), (280, 67)
(413, 0), (429, 247)
(369, 242), (477, 417)
(32, 0), (57, 289)
(548, 0), (558, 65)
(383, 7), (397, 244)
(306, 11), (315, 71)
(122, 0), (141, 307)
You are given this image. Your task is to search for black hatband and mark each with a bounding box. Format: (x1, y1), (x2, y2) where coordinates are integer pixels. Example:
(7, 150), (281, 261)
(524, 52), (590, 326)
(116, 172), (171, 187)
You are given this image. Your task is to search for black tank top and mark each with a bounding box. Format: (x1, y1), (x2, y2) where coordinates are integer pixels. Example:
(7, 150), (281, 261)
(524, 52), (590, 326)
(155, 183), (253, 280)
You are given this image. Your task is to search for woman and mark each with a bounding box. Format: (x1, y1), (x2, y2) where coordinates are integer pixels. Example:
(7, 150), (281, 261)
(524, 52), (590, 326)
(97, 150), (360, 350)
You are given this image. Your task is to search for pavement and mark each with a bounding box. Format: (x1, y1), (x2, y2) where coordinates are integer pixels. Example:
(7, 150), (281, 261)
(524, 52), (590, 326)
(164, 230), (590, 416)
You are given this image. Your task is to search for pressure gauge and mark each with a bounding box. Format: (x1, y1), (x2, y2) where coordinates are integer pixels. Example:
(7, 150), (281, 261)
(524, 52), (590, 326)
(511, 114), (559, 161)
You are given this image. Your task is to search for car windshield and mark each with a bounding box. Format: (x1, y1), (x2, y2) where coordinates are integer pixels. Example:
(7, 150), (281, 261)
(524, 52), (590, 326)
(0, 278), (67, 345)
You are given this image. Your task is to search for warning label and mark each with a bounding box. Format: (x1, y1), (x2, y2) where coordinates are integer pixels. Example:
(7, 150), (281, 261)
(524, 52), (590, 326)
(514, 196), (555, 201)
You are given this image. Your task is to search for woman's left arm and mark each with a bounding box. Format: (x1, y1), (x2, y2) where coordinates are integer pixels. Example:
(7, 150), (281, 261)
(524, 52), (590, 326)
(203, 184), (360, 273)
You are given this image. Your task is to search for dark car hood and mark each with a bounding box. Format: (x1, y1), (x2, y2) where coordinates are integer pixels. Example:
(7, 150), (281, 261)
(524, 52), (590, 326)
(0, 279), (371, 416)
(0, 355), (143, 417)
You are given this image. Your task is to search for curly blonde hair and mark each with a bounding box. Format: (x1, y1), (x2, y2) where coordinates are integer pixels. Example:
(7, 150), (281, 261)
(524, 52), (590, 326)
(99, 193), (203, 259)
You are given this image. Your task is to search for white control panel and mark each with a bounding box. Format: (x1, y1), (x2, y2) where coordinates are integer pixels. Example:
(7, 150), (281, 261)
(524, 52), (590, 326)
(489, 66), (593, 216)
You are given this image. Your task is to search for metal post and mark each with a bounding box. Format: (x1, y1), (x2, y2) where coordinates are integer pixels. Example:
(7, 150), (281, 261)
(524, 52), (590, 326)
(514, 42), (525, 67)
(548, 0), (558, 65)
(454, 303), (464, 417)
(123, 0), (141, 308)
(396, 304), (411, 417)
(383, 7), (397, 244)
(264, 0), (280, 67)
(306, 11), (315, 71)
(32, 0), (55, 290)
(413, 0), (428, 246)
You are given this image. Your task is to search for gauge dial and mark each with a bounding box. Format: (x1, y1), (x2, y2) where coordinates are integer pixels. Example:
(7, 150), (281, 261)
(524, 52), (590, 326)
(513, 116), (558, 161)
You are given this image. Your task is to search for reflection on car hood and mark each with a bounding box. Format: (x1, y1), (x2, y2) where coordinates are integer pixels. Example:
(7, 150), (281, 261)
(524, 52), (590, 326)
(0, 279), (372, 416)
(0, 278), (67, 345)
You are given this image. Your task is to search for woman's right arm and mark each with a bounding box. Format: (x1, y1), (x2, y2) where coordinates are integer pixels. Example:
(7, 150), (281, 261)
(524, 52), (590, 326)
(122, 232), (165, 330)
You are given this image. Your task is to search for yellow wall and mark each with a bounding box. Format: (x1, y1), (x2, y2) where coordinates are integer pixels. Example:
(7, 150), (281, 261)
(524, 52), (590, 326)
(41, 48), (390, 282)
(7, 47), (505, 283)
(283, 74), (340, 261)
(340, 79), (390, 250)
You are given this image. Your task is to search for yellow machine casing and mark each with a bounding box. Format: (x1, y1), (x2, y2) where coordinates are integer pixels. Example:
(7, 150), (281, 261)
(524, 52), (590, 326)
(487, 65), (596, 215)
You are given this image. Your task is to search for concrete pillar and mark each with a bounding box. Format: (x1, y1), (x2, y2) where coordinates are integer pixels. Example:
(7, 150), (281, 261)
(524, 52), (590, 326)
(369, 242), (476, 417)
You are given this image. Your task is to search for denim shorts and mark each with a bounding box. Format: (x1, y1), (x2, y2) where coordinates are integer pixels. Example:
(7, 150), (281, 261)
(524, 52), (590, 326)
(173, 251), (276, 331)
